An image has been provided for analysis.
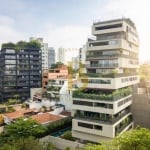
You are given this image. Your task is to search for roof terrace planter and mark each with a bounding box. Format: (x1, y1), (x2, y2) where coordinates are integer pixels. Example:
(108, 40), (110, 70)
(73, 87), (132, 101)
(1, 41), (41, 50)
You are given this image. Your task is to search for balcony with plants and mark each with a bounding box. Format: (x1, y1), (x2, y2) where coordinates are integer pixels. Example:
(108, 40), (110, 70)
(1, 41), (41, 50)
(74, 107), (131, 124)
(115, 115), (133, 135)
(73, 87), (132, 101)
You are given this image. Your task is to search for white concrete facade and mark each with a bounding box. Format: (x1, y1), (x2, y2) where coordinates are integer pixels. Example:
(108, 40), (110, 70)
(72, 18), (139, 142)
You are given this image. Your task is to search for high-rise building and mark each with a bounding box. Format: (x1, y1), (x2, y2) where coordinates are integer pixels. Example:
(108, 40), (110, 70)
(79, 44), (87, 65)
(30, 37), (48, 70)
(57, 47), (65, 64)
(48, 47), (55, 68)
(0, 41), (42, 102)
(57, 47), (79, 65)
(72, 18), (139, 142)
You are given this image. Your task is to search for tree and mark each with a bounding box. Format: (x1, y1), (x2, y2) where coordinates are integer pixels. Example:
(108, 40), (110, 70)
(0, 137), (56, 150)
(83, 144), (107, 150)
(50, 62), (64, 69)
(113, 127), (150, 150)
(84, 127), (150, 150)
(139, 64), (150, 81)
(5, 118), (46, 139)
(0, 115), (4, 125)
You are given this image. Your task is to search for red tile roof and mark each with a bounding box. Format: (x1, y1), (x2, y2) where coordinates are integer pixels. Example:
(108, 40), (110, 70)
(4, 109), (35, 120)
(31, 113), (62, 124)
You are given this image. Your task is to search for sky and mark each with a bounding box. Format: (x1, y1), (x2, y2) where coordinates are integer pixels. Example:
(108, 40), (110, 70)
(0, 0), (150, 62)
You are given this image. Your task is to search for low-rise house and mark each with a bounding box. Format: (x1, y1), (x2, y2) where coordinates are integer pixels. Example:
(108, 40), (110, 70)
(31, 113), (63, 125)
(3, 109), (37, 124)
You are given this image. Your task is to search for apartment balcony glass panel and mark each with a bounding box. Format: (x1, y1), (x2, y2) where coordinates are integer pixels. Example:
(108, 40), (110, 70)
(75, 108), (131, 124)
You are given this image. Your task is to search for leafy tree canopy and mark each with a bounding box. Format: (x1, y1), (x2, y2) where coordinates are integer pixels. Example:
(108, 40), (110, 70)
(139, 64), (150, 81)
(50, 62), (64, 69)
(84, 127), (150, 150)
(5, 118), (46, 139)
(0, 137), (56, 150)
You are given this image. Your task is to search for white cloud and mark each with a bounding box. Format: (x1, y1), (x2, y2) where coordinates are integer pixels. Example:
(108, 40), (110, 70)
(0, 15), (25, 46)
(93, 0), (150, 62)
(40, 24), (91, 48)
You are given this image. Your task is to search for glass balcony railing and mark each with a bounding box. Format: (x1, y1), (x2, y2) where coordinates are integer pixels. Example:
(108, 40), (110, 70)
(75, 109), (131, 125)
(80, 72), (138, 78)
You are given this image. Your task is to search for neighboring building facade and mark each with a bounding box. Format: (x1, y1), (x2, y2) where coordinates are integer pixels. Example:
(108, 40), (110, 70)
(71, 56), (79, 70)
(131, 81), (150, 129)
(30, 37), (48, 70)
(48, 47), (55, 68)
(57, 47), (65, 64)
(72, 18), (139, 142)
(0, 43), (42, 102)
(57, 47), (79, 65)
(79, 44), (87, 65)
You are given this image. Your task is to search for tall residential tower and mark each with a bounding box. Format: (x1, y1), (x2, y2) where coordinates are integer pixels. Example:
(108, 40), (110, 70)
(30, 37), (48, 70)
(48, 47), (55, 68)
(72, 18), (139, 142)
(0, 41), (42, 102)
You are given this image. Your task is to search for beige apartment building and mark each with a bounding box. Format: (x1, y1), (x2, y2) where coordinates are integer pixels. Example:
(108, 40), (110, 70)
(72, 18), (139, 143)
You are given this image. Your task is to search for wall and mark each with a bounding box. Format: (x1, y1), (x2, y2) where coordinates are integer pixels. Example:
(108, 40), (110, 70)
(40, 135), (84, 150)
(132, 94), (150, 128)
(30, 88), (42, 99)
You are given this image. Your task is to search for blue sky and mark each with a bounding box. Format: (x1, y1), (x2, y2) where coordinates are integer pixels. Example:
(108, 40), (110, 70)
(0, 0), (150, 62)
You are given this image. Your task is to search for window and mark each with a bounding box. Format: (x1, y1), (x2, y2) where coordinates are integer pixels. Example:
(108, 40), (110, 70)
(5, 49), (15, 53)
(94, 125), (103, 130)
(78, 122), (93, 129)
(73, 100), (93, 106)
(95, 23), (122, 30)
(5, 60), (16, 64)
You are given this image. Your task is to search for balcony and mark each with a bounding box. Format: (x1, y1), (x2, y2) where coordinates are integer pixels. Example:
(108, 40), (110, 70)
(81, 72), (138, 78)
(74, 109), (131, 125)
(17, 71), (29, 75)
(18, 78), (29, 81)
(78, 75), (139, 89)
(32, 57), (40, 60)
(30, 77), (41, 80)
(86, 63), (118, 68)
(73, 87), (132, 101)
(87, 39), (138, 52)
(17, 83), (29, 86)
(3, 88), (17, 92)
(30, 72), (40, 75)
(115, 115), (133, 135)
(92, 23), (125, 35)
(86, 54), (138, 61)
(88, 39), (120, 51)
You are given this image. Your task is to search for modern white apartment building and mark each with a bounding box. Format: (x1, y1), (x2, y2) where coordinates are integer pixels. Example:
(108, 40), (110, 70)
(30, 37), (48, 70)
(72, 18), (139, 143)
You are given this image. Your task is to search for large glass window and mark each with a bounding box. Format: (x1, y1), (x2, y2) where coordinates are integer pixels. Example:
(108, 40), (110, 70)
(5, 60), (16, 64)
(5, 49), (15, 53)
(78, 122), (93, 129)
(5, 65), (16, 70)
(5, 55), (16, 59)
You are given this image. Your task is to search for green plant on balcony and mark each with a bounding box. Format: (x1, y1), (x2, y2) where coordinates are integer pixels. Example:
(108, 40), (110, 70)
(73, 87), (132, 101)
